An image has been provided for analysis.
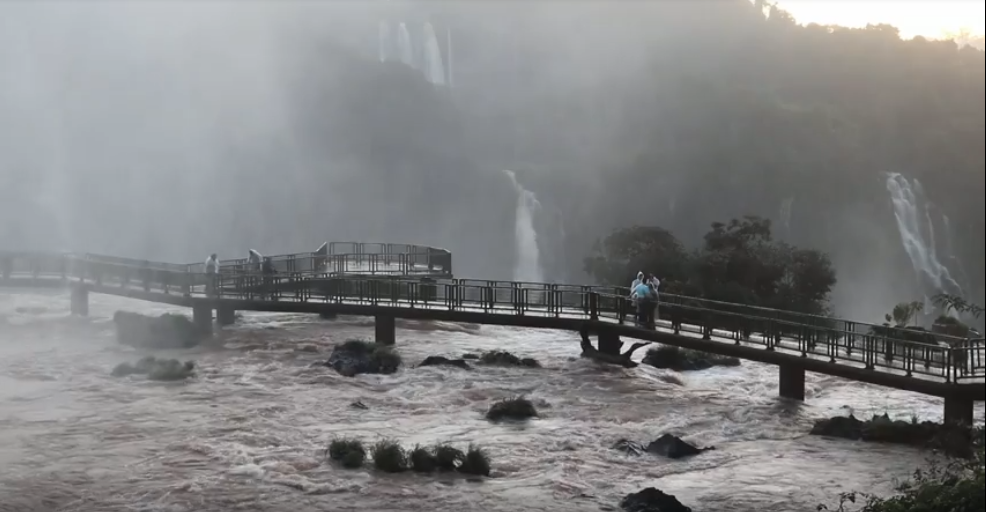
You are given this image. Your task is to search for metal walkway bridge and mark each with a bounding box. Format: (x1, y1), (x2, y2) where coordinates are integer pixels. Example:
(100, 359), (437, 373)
(1, 245), (982, 424)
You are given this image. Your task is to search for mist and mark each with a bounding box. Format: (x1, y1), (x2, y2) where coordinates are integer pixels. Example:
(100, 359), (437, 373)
(1, 0), (982, 322)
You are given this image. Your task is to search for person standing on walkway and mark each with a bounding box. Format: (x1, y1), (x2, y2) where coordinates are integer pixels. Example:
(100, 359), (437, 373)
(630, 280), (655, 327)
(204, 253), (219, 296)
(646, 273), (661, 321)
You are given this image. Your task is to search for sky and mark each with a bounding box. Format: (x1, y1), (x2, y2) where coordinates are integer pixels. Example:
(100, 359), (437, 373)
(779, 1), (985, 38)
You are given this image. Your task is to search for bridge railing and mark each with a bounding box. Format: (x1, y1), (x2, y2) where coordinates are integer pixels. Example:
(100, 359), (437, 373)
(0, 251), (75, 280)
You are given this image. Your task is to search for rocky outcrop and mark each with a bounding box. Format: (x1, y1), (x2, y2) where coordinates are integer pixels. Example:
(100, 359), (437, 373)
(324, 339), (401, 376)
(418, 356), (470, 369)
(578, 325), (651, 368)
(810, 413), (980, 457)
(113, 311), (202, 349)
(111, 356), (195, 381)
(476, 350), (540, 368)
(620, 487), (691, 512)
(486, 396), (538, 421)
(613, 435), (714, 459)
(641, 345), (740, 371)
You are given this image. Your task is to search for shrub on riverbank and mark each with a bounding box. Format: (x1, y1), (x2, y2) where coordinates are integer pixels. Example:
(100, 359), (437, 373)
(458, 445), (491, 476)
(486, 396), (538, 421)
(821, 438), (983, 511)
(641, 345), (740, 371)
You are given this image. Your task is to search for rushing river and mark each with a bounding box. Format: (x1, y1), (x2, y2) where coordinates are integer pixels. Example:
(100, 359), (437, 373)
(1, 289), (983, 512)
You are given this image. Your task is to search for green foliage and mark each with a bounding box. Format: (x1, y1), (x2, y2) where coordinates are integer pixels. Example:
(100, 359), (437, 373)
(932, 294), (984, 319)
(327, 438), (366, 469)
(409, 444), (438, 472)
(433, 443), (465, 471)
(584, 217), (836, 314)
(885, 301), (923, 327)
(820, 437), (984, 511)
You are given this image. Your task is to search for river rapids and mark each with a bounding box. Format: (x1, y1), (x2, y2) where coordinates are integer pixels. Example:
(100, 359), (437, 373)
(1, 289), (983, 511)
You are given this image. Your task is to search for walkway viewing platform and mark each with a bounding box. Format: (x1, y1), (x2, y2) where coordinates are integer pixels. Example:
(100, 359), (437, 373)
(0, 246), (982, 425)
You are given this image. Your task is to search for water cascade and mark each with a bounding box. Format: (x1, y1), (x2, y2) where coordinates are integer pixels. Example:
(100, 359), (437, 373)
(422, 23), (446, 85)
(503, 170), (543, 282)
(377, 21), (390, 62)
(885, 172), (962, 296)
(397, 23), (414, 67)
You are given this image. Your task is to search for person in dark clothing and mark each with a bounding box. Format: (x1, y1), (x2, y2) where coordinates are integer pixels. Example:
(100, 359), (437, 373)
(261, 257), (276, 300)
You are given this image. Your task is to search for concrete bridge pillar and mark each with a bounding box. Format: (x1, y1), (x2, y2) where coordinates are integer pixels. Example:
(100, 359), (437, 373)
(597, 330), (622, 356)
(778, 364), (805, 401)
(943, 396), (974, 425)
(192, 303), (212, 336)
(70, 285), (88, 316)
(375, 314), (396, 345)
(216, 304), (236, 326)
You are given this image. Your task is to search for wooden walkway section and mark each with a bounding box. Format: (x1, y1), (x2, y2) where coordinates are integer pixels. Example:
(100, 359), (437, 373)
(1, 247), (983, 423)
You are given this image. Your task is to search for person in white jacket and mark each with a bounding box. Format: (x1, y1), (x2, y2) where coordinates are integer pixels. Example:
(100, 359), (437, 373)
(630, 271), (644, 290)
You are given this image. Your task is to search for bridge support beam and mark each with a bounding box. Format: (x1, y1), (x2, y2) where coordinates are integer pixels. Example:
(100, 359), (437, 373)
(778, 365), (805, 401)
(70, 285), (88, 316)
(597, 330), (622, 356)
(216, 304), (236, 326)
(375, 315), (396, 345)
(943, 396), (973, 425)
(192, 303), (212, 336)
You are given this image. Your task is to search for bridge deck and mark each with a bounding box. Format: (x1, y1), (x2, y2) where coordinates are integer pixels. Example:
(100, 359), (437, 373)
(1, 251), (983, 400)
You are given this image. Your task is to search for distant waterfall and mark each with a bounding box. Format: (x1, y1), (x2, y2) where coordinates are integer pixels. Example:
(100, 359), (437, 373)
(779, 196), (794, 234)
(376, 20), (451, 87)
(503, 170), (543, 282)
(422, 23), (446, 85)
(885, 172), (962, 295)
(397, 23), (414, 66)
(377, 21), (390, 62)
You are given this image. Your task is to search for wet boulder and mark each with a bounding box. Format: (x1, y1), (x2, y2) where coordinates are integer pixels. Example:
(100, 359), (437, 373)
(111, 356), (195, 381)
(418, 355), (470, 369)
(645, 434), (714, 459)
(113, 311), (202, 349)
(476, 350), (540, 368)
(486, 396), (538, 421)
(324, 339), (401, 376)
(620, 487), (691, 512)
(641, 345), (739, 371)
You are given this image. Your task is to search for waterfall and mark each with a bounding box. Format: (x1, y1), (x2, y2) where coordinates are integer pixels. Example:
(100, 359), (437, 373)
(397, 23), (414, 67)
(421, 23), (445, 85)
(779, 196), (794, 233)
(377, 20), (390, 62)
(446, 27), (453, 87)
(503, 170), (543, 282)
(885, 172), (962, 295)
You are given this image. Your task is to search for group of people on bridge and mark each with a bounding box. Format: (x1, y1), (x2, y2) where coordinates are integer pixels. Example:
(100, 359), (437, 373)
(202, 250), (277, 297)
(629, 271), (660, 328)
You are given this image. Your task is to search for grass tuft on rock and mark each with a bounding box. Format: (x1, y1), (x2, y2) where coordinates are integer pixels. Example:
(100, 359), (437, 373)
(433, 443), (465, 471)
(371, 439), (408, 473)
(409, 445), (438, 472)
(486, 396), (538, 421)
(457, 445), (491, 476)
(327, 438), (366, 469)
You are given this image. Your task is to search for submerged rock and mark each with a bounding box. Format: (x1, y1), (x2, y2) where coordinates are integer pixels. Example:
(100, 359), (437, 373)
(113, 311), (202, 349)
(613, 435), (713, 459)
(810, 413), (979, 457)
(476, 350), (540, 368)
(641, 345), (739, 371)
(324, 339), (401, 376)
(111, 356), (195, 381)
(646, 434), (714, 459)
(418, 355), (470, 370)
(620, 487), (691, 512)
(486, 396), (538, 421)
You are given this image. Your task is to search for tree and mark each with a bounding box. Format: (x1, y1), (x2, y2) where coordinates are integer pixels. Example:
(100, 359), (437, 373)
(932, 293), (984, 319)
(885, 301), (924, 327)
(584, 217), (837, 314)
